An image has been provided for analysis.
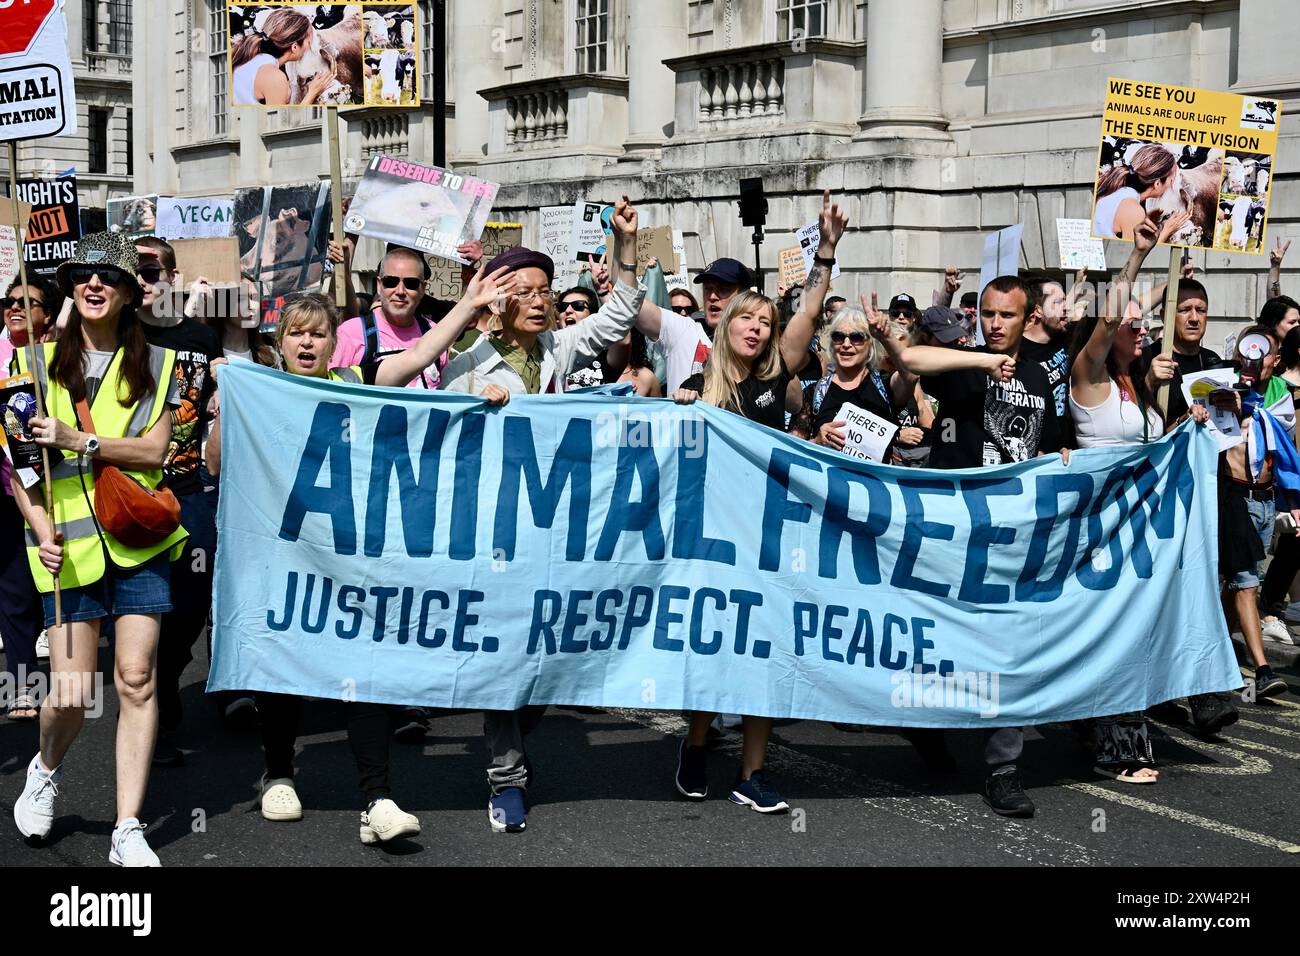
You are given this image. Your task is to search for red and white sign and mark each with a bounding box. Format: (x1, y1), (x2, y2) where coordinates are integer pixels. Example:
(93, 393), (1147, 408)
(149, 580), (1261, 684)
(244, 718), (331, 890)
(0, 0), (76, 142)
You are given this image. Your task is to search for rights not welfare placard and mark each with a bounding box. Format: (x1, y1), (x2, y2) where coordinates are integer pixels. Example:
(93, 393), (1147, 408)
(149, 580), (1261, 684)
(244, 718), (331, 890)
(1092, 78), (1280, 253)
(12, 173), (81, 279)
(345, 155), (499, 264)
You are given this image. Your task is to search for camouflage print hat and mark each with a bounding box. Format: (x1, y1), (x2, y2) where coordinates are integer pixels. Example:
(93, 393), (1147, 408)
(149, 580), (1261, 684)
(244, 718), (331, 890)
(55, 231), (141, 302)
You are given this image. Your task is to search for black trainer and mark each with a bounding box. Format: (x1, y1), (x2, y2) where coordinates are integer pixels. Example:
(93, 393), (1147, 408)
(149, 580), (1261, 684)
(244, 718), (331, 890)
(393, 706), (430, 742)
(1254, 665), (1288, 699)
(674, 739), (708, 800)
(151, 733), (185, 768)
(1188, 693), (1238, 736)
(983, 768), (1035, 818)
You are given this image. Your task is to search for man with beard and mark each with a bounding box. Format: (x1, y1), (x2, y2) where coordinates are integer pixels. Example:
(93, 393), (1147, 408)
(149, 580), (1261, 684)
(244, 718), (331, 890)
(1020, 276), (1075, 447)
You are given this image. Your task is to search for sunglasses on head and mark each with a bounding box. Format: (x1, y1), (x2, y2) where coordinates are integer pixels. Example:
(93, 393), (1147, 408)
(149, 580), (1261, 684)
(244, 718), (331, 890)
(67, 265), (128, 288)
(1, 295), (44, 310)
(559, 299), (592, 313)
(380, 275), (423, 291)
(830, 330), (868, 346)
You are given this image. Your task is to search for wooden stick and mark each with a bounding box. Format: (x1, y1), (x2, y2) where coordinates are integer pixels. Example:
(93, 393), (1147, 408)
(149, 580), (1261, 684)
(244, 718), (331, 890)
(5, 141), (61, 628)
(326, 110), (346, 309)
(1156, 245), (1181, 417)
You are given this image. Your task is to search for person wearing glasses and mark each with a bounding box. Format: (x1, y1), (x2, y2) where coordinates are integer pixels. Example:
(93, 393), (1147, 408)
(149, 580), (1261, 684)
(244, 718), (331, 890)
(558, 287), (606, 388)
(131, 237), (225, 766)
(440, 197), (645, 834)
(887, 293), (920, 328)
(669, 289), (700, 318)
(10, 233), (187, 866)
(2, 276), (62, 723)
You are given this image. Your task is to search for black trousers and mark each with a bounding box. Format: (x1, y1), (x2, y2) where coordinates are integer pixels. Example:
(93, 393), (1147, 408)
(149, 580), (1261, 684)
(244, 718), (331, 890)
(258, 694), (393, 803)
(1262, 530), (1300, 609)
(0, 491), (42, 702)
(157, 486), (218, 731)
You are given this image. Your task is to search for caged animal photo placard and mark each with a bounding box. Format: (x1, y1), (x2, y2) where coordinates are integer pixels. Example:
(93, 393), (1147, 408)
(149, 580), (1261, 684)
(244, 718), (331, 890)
(1092, 79), (1281, 253)
(227, 3), (419, 107)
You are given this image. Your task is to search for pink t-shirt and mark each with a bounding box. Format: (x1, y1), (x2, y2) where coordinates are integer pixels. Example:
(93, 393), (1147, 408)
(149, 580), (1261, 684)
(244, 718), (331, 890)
(332, 309), (444, 389)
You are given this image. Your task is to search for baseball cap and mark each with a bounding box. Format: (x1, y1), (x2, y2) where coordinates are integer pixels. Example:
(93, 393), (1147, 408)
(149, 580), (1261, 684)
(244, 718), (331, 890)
(695, 257), (753, 288)
(959, 291), (978, 309)
(920, 305), (968, 344)
(889, 293), (919, 315)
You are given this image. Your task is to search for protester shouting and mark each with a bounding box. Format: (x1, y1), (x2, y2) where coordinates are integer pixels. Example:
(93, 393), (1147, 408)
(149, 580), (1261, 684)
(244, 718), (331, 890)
(10, 233), (189, 866)
(2, 276), (62, 721)
(205, 274), (510, 838)
(668, 192), (848, 814)
(896, 274), (1067, 819)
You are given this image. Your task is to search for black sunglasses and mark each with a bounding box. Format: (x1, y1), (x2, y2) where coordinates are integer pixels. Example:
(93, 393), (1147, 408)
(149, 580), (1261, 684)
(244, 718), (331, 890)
(559, 299), (592, 313)
(380, 275), (423, 291)
(830, 331), (868, 346)
(671, 305), (695, 315)
(67, 266), (128, 288)
(137, 266), (165, 284)
(1, 296), (45, 310)
(889, 308), (916, 319)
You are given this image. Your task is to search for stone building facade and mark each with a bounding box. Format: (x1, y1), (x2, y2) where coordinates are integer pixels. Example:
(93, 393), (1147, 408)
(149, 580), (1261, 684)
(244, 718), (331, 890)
(132, 0), (1297, 322)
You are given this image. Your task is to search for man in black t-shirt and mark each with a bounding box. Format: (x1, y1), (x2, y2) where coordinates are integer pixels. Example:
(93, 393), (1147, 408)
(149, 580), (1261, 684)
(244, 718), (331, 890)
(1020, 276), (1075, 448)
(136, 236), (224, 764)
(898, 275), (1066, 819)
(1155, 278), (1222, 421)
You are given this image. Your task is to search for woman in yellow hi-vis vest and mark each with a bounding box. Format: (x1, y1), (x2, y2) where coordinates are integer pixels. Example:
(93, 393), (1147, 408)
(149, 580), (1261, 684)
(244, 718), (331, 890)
(205, 276), (508, 847)
(10, 234), (186, 867)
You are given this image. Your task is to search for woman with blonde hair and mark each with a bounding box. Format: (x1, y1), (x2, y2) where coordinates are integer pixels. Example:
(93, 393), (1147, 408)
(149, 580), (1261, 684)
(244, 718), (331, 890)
(670, 191), (848, 813)
(1093, 143), (1191, 242)
(231, 8), (336, 106)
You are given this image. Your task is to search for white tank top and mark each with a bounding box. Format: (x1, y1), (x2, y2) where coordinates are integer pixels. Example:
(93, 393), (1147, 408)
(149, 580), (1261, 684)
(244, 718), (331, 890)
(1092, 186), (1140, 239)
(234, 53), (279, 106)
(1070, 379), (1163, 447)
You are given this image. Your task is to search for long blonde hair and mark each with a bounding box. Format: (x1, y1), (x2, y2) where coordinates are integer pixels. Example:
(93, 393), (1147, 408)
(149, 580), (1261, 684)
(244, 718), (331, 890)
(701, 291), (781, 412)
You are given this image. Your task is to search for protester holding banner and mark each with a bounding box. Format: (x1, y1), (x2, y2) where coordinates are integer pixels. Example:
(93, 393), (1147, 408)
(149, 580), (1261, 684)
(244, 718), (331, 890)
(132, 237), (224, 763)
(230, 8), (338, 107)
(669, 193), (848, 814)
(10, 233), (189, 866)
(641, 256), (749, 393)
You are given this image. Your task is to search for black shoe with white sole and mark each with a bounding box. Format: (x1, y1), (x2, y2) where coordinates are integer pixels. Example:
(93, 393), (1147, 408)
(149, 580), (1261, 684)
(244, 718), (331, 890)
(1254, 665), (1288, 699)
(983, 768), (1035, 818)
(674, 739), (708, 800)
(729, 770), (790, 813)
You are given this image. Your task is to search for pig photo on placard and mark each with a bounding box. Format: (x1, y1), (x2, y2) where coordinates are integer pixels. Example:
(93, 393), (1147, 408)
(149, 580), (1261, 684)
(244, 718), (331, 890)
(228, 3), (364, 106)
(1093, 138), (1223, 248)
(234, 182), (332, 296)
(107, 195), (158, 238)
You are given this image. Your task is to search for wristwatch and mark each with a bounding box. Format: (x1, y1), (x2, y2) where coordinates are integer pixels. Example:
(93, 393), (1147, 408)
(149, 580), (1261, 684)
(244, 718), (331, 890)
(83, 434), (101, 458)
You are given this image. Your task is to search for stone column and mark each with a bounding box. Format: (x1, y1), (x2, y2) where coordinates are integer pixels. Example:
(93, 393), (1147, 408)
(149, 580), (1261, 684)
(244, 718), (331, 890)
(622, 0), (687, 158)
(451, 0), (505, 165)
(856, 0), (948, 141)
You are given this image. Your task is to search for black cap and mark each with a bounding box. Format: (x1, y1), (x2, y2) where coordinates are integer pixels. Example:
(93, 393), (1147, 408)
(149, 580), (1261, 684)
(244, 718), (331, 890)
(695, 257), (753, 288)
(920, 305), (968, 344)
(889, 293), (919, 315)
(960, 291), (978, 309)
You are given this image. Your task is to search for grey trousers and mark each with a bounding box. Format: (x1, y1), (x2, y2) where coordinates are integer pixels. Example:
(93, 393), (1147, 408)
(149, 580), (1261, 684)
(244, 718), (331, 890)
(483, 705), (547, 795)
(985, 727), (1024, 770)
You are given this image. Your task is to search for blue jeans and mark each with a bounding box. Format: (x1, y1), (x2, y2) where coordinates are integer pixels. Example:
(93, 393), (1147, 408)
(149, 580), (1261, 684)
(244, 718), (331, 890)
(41, 552), (173, 625)
(1227, 497), (1275, 592)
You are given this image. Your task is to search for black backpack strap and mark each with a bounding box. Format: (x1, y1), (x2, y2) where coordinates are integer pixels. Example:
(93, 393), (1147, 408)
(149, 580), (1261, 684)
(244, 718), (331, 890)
(361, 311), (379, 366)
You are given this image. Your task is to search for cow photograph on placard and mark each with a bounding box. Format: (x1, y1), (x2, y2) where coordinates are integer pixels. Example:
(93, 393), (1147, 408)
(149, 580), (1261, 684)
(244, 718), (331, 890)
(228, 2), (418, 107)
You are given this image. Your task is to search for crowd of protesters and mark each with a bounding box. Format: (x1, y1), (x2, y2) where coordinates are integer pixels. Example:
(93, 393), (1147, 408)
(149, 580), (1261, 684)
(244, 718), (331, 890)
(2, 188), (1297, 865)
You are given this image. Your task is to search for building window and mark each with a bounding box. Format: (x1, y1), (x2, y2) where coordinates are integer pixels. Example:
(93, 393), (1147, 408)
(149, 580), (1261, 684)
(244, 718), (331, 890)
(575, 0), (608, 74)
(88, 108), (109, 174)
(420, 1), (435, 99)
(776, 0), (826, 41)
(125, 108), (133, 177)
(209, 1), (229, 137)
(86, 1), (133, 55)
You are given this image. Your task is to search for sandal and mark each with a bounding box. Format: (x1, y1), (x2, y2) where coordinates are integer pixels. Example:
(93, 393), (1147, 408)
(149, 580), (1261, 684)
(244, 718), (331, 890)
(1094, 763), (1159, 784)
(5, 692), (38, 721)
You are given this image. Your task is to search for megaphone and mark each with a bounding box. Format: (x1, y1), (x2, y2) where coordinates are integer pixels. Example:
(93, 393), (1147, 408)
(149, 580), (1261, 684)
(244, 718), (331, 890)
(1237, 332), (1272, 389)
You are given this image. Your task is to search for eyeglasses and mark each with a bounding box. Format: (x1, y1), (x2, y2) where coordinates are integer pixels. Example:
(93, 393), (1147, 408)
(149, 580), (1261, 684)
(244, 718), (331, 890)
(67, 266), (128, 288)
(1, 296), (45, 310)
(137, 266), (165, 284)
(510, 289), (554, 304)
(559, 299), (592, 314)
(830, 331), (868, 346)
(380, 275), (424, 291)
(671, 305), (695, 316)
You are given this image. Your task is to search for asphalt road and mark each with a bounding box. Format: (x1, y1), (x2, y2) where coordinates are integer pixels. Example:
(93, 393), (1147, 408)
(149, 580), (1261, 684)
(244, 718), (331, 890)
(2, 642), (1298, 867)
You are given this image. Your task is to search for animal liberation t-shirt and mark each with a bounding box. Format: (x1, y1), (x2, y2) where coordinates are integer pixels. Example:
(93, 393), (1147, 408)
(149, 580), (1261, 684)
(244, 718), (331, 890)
(923, 351), (1062, 469)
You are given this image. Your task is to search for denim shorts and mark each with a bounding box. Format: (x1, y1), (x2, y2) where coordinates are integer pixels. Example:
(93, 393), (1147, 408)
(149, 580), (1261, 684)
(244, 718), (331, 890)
(42, 552), (173, 625)
(1226, 496), (1275, 592)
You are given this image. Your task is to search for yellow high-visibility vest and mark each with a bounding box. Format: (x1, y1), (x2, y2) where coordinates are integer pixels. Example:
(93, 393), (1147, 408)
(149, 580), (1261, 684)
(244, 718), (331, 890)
(17, 342), (189, 593)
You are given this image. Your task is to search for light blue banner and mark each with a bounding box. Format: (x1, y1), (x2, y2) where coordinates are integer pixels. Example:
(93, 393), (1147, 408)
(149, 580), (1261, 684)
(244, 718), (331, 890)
(209, 362), (1239, 727)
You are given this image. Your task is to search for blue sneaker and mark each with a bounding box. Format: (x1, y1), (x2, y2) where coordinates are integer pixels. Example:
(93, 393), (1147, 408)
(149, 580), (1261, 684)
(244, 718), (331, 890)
(674, 739), (708, 800)
(729, 770), (789, 813)
(488, 787), (527, 832)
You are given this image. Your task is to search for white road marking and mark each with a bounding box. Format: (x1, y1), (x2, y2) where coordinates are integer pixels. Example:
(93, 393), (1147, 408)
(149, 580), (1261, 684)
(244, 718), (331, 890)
(1066, 782), (1300, 854)
(613, 709), (1098, 866)
(1238, 717), (1300, 740)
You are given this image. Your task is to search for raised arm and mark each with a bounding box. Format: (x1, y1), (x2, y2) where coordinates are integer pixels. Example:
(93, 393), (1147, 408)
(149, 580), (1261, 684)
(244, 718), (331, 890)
(374, 265), (516, 388)
(1270, 236), (1290, 299)
(782, 189), (848, 371)
(1074, 219), (1158, 397)
(861, 291), (918, 406)
(556, 198), (647, 364)
(938, 268), (963, 308)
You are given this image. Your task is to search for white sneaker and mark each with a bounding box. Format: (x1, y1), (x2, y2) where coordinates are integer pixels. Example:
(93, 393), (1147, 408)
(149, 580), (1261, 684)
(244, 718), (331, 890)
(13, 753), (61, 840)
(35, 631), (48, 659)
(261, 776), (303, 822)
(359, 798), (420, 845)
(1260, 617), (1296, 644)
(109, 818), (160, 867)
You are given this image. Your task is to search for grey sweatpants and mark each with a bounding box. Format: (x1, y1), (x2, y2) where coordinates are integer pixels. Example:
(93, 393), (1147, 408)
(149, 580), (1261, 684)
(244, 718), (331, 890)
(985, 727), (1024, 769)
(483, 706), (547, 794)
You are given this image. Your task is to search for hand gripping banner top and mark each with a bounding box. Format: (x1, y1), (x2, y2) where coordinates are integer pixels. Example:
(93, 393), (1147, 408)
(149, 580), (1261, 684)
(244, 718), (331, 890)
(209, 362), (1238, 728)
